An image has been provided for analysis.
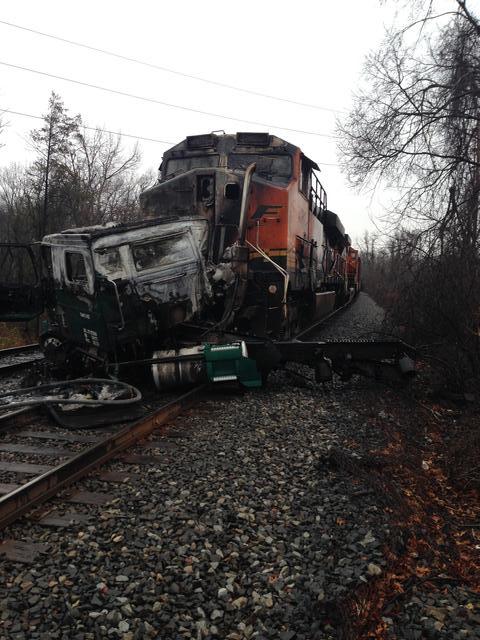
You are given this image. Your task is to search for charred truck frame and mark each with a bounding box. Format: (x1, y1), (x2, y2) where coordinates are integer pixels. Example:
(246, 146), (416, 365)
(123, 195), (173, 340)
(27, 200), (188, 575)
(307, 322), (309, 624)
(0, 133), (414, 388)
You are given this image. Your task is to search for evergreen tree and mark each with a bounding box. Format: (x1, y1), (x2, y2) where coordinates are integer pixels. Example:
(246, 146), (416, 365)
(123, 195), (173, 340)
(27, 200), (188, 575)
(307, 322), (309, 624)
(29, 92), (81, 238)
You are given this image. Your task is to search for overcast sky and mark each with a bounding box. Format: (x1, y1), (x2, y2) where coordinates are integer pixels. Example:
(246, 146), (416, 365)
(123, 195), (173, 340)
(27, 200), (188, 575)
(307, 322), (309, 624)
(0, 0), (399, 243)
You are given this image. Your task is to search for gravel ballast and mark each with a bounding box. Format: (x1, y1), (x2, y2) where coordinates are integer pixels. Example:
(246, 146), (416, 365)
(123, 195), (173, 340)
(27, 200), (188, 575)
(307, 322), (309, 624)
(0, 293), (478, 639)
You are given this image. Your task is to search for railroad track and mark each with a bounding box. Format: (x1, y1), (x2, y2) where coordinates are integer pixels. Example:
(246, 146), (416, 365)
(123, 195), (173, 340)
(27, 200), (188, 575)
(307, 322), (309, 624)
(0, 344), (39, 357)
(296, 295), (355, 340)
(0, 386), (205, 546)
(0, 297), (360, 540)
(0, 343), (43, 374)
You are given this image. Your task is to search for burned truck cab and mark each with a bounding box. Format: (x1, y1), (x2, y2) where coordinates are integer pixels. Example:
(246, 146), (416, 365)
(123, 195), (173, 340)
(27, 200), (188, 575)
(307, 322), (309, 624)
(38, 217), (210, 370)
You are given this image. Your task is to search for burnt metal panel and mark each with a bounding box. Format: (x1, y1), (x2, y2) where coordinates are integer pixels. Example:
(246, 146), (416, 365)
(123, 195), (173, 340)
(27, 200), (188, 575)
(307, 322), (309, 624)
(45, 216), (180, 244)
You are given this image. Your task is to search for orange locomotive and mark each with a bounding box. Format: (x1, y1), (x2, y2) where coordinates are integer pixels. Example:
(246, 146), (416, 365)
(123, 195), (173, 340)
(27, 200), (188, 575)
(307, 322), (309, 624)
(141, 131), (360, 339)
(346, 247), (362, 294)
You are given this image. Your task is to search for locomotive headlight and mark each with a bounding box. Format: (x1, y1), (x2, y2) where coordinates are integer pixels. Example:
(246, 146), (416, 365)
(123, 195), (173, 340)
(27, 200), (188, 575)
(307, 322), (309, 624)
(268, 284), (278, 294)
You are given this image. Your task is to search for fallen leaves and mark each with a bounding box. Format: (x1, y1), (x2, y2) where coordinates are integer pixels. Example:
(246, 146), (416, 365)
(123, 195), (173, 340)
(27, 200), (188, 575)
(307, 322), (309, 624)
(343, 390), (480, 639)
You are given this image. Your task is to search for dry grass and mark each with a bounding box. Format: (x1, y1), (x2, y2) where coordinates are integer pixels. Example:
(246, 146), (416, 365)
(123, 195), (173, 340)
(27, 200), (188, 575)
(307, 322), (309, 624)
(0, 322), (38, 349)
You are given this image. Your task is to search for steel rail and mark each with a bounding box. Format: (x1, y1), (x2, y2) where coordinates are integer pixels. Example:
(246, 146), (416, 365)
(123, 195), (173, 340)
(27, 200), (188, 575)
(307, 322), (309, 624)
(0, 407), (35, 427)
(0, 359), (44, 375)
(0, 343), (43, 375)
(0, 343), (39, 357)
(0, 384), (206, 532)
(295, 295), (356, 340)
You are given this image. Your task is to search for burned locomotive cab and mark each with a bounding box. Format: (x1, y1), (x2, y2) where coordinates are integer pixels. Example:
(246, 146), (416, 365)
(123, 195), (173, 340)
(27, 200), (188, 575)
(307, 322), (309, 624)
(141, 132), (333, 338)
(141, 132), (296, 263)
(38, 217), (210, 369)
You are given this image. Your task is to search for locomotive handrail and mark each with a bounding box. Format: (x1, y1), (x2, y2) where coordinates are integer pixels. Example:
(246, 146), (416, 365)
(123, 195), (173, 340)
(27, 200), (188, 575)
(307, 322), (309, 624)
(238, 163), (256, 244)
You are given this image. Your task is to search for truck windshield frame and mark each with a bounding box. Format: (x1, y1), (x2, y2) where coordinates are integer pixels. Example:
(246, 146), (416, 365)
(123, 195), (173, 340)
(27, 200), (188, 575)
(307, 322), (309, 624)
(131, 231), (196, 272)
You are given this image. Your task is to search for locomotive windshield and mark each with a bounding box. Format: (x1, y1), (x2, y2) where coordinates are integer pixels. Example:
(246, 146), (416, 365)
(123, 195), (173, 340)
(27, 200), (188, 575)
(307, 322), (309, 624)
(228, 153), (292, 183)
(165, 155), (219, 177)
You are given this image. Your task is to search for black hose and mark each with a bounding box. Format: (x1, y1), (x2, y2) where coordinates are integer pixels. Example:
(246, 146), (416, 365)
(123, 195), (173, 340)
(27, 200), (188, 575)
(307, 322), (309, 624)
(0, 378), (142, 409)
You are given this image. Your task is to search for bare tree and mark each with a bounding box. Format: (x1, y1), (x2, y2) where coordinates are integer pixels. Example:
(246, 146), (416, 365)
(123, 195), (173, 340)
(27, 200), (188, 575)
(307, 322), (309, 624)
(339, 6), (480, 237)
(0, 114), (4, 149)
(0, 93), (153, 242)
(68, 128), (145, 227)
(0, 164), (40, 243)
(339, 0), (480, 381)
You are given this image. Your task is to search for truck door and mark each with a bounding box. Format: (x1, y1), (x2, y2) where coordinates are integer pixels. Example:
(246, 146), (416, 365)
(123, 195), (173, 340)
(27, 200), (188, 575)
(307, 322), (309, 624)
(0, 244), (44, 321)
(54, 248), (109, 349)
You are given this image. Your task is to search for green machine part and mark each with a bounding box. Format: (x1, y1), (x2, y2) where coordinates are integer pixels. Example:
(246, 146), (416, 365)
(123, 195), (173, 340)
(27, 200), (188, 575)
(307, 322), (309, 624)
(203, 342), (262, 388)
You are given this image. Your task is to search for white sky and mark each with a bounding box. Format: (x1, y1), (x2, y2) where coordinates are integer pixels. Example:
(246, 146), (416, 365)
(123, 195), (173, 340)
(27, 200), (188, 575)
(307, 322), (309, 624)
(0, 0), (398, 243)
